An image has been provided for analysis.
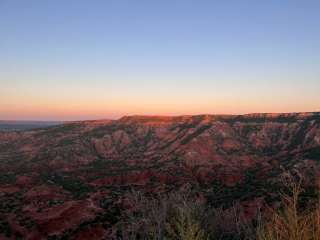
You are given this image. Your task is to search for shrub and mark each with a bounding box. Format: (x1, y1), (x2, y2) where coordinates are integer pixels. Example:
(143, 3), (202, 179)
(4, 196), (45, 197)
(257, 174), (320, 240)
(165, 205), (208, 240)
(113, 172), (320, 240)
(114, 188), (209, 240)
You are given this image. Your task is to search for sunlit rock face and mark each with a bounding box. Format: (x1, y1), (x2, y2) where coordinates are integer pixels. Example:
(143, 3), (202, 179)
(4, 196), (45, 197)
(0, 112), (320, 239)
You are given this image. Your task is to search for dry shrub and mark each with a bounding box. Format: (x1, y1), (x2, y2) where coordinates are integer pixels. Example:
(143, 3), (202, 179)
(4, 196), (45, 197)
(257, 173), (320, 240)
(113, 187), (210, 240)
(165, 191), (209, 240)
(113, 172), (320, 240)
(113, 186), (255, 240)
(207, 202), (257, 240)
(115, 190), (168, 240)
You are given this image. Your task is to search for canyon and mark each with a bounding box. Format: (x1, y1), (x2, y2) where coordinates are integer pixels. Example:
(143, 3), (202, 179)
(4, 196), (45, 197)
(0, 113), (320, 239)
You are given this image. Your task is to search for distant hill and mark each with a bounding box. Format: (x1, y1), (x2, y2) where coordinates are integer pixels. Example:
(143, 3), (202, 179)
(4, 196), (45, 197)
(0, 120), (62, 131)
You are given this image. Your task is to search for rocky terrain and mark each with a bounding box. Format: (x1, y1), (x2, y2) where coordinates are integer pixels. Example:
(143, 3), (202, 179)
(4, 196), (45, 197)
(0, 113), (320, 239)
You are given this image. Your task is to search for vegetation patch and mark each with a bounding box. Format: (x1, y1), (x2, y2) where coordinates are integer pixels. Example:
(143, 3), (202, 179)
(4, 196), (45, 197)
(0, 172), (16, 184)
(304, 147), (320, 160)
(41, 172), (93, 199)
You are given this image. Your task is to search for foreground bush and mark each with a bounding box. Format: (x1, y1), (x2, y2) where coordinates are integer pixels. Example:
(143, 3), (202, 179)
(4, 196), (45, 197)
(113, 187), (255, 240)
(257, 178), (320, 240)
(112, 175), (320, 240)
(114, 188), (209, 240)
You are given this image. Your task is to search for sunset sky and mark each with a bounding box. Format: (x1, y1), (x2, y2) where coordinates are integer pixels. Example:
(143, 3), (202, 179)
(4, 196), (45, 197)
(1, 0), (320, 120)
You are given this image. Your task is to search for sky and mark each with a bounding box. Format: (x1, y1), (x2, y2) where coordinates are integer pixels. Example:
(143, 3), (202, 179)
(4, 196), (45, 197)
(0, 0), (319, 121)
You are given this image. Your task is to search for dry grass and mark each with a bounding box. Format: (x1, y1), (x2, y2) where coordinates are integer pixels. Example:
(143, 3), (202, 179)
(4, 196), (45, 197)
(113, 187), (210, 240)
(165, 199), (208, 240)
(257, 175), (320, 240)
(113, 173), (320, 240)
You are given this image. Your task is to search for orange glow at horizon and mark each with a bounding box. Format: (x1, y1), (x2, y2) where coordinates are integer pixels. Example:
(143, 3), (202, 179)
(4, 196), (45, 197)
(1, 96), (319, 121)
(1, 74), (319, 121)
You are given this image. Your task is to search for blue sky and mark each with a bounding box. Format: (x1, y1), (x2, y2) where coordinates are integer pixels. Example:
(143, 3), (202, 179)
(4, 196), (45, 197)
(0, 0), (319, 120)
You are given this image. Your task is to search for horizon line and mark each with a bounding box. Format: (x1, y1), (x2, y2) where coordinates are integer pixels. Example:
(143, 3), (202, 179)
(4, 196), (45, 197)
(1, 111), (320, 122)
